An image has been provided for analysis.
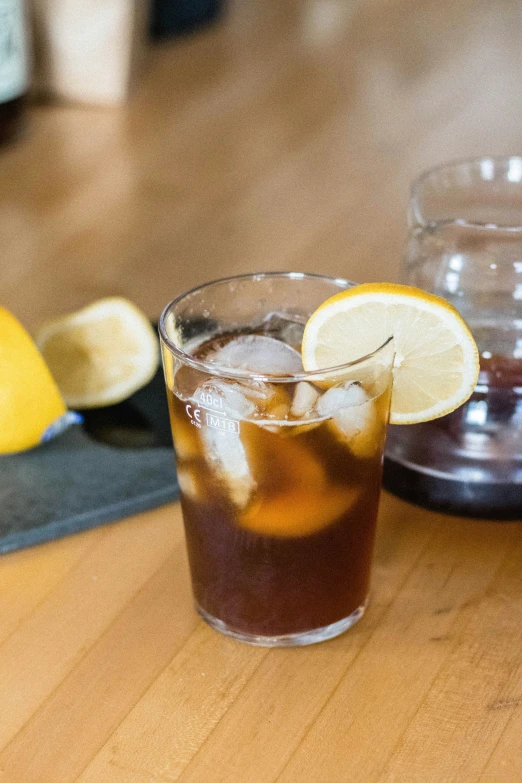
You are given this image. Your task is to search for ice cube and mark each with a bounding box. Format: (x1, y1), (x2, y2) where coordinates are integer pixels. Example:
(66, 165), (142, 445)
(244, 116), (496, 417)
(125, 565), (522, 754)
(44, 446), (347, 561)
(202, 426), (256, 507)
(316, 382), (369, 417)
(257, 398), (290, 431)
(193, 380), (257, 506)
(334, 399), (377, 441)
(252, 378), (296, 431)
(241, 379), (280, 407)
(194, 378), (282, 420)
(262, 312), (306, 348)
(194, 379), (257, 419)
(208, 335), (303, 375)
(318, 382), (381, 458)
(177, 466), (201, 501)
(291, 382), (320, 418)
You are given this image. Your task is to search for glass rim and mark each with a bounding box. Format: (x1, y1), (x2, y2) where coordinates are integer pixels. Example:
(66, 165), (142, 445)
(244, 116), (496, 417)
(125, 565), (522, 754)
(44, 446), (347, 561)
(410, 155), (522, 232)
(159, 271), (395, 383)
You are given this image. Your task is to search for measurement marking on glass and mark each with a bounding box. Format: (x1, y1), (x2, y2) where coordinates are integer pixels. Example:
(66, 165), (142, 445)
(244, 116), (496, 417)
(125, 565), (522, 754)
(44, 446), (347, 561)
(198, 406), (226, 417)
(206, 413), (240, 434)
(198, 391), (226, 412)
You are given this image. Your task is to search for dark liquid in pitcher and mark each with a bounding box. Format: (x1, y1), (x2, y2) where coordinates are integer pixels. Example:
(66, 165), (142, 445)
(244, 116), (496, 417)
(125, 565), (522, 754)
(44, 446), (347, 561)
(384, 356), (522, 519)
(167, 332), (390, 637)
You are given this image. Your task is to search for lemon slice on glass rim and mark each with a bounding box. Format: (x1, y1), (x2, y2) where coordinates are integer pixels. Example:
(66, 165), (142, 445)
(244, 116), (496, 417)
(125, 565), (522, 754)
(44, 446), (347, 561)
(301, 282), (479, 425)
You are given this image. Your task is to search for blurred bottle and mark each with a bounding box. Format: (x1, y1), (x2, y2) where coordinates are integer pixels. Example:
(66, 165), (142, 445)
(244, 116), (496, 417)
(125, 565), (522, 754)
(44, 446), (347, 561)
(150, 0), (224, 38)
(0, 0), (29, 147)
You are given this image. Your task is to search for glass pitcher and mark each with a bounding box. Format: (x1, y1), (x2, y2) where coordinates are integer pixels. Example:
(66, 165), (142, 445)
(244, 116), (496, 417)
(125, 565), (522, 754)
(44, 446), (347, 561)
(384, 157), (522, 519)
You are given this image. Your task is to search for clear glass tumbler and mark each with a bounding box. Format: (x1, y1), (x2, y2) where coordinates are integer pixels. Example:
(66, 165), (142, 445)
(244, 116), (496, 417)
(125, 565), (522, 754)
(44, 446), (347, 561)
(160, 272), (394, 646)
(384, 157), (522, 519)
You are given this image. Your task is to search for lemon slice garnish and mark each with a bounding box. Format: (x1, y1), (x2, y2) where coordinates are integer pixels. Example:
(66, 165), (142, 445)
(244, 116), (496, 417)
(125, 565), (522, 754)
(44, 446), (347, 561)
(302, 283), (479, 425)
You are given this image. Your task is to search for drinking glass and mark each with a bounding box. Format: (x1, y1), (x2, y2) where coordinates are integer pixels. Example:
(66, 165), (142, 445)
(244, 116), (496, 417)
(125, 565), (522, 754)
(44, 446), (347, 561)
(160, 272), (394, 646)
(384, 157), (522, 518)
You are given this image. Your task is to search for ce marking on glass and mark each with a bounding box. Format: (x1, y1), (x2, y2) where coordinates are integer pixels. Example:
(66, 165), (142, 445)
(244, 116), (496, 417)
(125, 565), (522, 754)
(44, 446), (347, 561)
(185, 403), (202, 428)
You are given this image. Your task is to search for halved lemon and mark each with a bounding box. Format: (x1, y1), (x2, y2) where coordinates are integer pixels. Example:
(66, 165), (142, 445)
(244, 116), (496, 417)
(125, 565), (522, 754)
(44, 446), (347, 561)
(35, 298), (159, 409)
(302, 283), (479, 425)
(0, 306), (67, 454)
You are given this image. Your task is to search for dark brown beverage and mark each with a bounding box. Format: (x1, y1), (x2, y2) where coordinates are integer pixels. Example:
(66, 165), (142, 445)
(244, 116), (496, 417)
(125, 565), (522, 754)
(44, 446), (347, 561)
(166, 330), (391, 642)
(160, 272), (395, 645)
(384, 355), (522, 519)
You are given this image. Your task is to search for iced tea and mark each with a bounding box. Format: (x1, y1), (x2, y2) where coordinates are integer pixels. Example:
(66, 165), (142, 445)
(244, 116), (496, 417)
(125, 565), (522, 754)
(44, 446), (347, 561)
(160, 274), (394, 645)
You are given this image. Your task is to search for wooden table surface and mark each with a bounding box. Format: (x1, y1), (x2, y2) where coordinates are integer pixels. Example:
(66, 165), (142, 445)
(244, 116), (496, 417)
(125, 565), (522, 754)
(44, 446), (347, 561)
(1, 1), (522, 780)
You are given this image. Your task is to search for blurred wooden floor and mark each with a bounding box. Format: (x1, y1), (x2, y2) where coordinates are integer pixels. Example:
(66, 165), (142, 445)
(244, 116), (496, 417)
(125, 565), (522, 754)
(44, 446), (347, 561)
(0, 1), (522, 781)
(3, 0), (522, 325)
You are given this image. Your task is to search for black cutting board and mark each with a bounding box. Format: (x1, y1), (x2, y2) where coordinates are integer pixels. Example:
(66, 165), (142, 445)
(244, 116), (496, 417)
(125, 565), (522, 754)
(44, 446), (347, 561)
(0, 367), (179, 555)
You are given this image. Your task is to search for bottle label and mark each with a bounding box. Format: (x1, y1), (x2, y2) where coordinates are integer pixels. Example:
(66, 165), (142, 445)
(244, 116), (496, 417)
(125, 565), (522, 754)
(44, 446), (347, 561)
(0, 0), (28, 103)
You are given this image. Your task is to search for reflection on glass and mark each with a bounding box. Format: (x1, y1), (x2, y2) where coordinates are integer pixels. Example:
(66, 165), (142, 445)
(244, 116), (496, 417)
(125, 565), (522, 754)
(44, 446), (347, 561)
(385, 157), (522, 518)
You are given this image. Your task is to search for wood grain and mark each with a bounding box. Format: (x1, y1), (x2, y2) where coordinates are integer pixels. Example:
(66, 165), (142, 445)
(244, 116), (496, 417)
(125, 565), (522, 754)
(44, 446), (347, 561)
(0, 509), (178, 750)
(1, 0), (522, 780)
(75, 497), (435, 783)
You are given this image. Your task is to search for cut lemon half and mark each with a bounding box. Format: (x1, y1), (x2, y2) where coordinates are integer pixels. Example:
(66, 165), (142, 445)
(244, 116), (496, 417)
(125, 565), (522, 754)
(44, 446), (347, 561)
(35, 298), (159, 409)
(302, 283), (479, 425)
(0, 306), (67, 454)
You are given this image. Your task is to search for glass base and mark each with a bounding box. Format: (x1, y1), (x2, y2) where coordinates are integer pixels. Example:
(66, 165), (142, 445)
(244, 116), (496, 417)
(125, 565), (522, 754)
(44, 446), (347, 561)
(196, 599), (369, 647)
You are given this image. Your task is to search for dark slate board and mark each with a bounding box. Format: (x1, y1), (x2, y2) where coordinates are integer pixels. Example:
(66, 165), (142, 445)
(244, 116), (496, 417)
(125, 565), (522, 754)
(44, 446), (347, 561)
(0, 368), (179, 555)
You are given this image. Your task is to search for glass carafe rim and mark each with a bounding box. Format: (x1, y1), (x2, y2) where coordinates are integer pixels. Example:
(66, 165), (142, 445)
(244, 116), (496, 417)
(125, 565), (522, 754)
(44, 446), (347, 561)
(410, 155), (522, 233)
